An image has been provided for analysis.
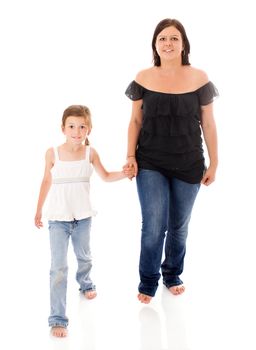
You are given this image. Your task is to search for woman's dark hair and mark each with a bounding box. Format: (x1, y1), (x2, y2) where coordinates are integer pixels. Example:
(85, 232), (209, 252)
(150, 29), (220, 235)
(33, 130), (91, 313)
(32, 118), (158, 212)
(152, 18), (190, 66)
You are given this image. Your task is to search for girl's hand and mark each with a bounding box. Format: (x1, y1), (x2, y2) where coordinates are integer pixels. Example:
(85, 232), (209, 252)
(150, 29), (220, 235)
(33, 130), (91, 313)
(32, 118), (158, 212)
(201, 166), (216, 186)
(34, 213), (43, 229)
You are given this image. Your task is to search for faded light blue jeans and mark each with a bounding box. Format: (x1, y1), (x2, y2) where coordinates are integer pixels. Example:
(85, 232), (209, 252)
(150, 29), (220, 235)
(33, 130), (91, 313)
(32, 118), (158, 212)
(136, 169), (200, 297)
(48, 218), (95, 328)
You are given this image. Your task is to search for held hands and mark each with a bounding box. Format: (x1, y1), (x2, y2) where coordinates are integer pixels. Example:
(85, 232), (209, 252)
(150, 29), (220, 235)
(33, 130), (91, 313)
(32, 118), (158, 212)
(123, 156), (138, 180)
(123, 157), (217, 185)
(123, 163), (136, 180)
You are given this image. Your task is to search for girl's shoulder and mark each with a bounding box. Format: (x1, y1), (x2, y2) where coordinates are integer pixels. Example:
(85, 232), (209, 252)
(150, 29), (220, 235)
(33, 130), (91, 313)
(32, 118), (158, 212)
(45, 147), (56, 167)
(45, 144), (62, 164)
(45, 147), (55, 159)
(89, 146), (98, 163)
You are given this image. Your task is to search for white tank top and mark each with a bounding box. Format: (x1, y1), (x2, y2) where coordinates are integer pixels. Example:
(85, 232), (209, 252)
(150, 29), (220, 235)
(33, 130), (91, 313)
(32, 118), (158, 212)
(46, 146), (96, 221)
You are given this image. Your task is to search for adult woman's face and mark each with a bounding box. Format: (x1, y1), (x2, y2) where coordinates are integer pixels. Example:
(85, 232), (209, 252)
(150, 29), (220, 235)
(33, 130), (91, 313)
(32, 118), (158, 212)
(155, 26), (184, 62)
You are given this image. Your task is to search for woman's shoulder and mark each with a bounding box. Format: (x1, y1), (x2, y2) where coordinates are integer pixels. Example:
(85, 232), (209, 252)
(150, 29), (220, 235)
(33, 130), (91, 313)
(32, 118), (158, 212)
(188, 68), (219, 104)
(188, 66), (209, 87)
(135, 67), (155, 85)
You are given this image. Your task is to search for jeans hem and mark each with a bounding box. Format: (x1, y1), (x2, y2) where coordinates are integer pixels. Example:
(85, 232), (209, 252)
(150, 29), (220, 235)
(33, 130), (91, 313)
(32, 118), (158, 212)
(79, 286), (96, 293)
(138, 285), (157, 297)
(163, 280), (183, 289)
(49, 323), (68, 328)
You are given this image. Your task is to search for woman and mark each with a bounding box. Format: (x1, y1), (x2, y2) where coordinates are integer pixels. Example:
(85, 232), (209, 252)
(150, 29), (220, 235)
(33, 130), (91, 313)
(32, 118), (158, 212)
(124, 18), (218, 304)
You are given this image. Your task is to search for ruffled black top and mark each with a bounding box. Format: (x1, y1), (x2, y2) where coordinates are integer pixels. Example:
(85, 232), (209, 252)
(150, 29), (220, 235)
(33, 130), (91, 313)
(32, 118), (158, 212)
(125, 80), (219, 183)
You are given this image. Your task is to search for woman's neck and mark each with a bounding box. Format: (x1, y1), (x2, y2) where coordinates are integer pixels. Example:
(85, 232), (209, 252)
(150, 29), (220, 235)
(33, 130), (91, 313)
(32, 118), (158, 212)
(158, 59), (183, 74)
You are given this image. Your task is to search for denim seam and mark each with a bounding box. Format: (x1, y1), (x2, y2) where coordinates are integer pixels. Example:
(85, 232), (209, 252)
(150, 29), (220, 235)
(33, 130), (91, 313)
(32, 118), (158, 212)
(49, 323), (68, 328)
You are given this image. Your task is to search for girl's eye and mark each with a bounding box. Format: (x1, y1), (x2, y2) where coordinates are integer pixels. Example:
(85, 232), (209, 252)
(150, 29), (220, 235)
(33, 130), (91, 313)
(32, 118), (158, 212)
(159, 37), (166, 41)
(81, 125), (87, 129)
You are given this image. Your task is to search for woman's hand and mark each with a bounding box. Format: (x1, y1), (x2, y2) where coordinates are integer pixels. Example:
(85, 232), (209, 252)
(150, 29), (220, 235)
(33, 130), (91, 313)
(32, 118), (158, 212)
(201, 165), (217, 186)
(123, 163), (135, 179)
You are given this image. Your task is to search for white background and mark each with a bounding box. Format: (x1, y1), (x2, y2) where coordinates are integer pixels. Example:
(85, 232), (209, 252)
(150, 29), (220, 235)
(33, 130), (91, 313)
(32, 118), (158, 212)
(0, 0), (255, 349)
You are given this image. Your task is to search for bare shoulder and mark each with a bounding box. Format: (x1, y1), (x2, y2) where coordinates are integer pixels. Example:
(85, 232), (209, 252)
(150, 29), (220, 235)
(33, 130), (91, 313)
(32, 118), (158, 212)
(135, 67), (154, 85)
(44, 147), (55, 167)
(45, 147), (54, 159)
(189, 66), (209, 86)
(89, 147), (99, 163)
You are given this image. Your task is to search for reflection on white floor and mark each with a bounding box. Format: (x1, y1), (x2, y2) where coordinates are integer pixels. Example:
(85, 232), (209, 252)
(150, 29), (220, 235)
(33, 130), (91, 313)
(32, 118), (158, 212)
(2, 231), (255, 350)
(3, 272), (255, 350)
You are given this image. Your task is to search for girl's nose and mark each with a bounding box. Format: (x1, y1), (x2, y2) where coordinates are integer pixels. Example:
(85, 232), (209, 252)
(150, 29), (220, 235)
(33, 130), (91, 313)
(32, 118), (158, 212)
(74, 127), (81, 134)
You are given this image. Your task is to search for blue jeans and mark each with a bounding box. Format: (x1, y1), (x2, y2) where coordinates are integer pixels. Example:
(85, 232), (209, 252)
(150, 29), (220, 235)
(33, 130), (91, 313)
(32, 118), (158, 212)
(136, 169), (200, 297)
(48, 218), (95, 328)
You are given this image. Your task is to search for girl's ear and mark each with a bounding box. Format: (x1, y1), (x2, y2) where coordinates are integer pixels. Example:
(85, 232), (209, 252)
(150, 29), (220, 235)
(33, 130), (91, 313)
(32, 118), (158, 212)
(87, 128), (92, 136)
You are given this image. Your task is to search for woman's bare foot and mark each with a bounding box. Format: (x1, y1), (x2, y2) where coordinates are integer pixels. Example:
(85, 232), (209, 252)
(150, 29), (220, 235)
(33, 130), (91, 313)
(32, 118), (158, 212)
(51, 326), (68, 337)
(138, 293), (152, 304)
(169, 284), (185, 295)
(84, 290), (97, 299)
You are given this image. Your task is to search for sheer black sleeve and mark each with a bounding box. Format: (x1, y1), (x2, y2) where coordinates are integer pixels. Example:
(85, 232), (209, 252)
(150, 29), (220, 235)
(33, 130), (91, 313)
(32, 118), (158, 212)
(125, 80), (144, 101)
(198, 81), (219, 105)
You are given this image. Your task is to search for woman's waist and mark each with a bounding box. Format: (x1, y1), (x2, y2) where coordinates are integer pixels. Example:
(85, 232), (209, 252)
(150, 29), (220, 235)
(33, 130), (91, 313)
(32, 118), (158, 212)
(136, 149), (204, 171)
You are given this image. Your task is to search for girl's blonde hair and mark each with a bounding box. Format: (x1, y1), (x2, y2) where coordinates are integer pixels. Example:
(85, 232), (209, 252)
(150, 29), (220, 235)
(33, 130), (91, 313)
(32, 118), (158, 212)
(62, 105), (92, 145)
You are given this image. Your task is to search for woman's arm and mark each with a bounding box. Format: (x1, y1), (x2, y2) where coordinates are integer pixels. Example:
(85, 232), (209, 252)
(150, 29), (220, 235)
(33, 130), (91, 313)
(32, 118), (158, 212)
(200, 103), (218, 186)
(125, 99), (143, 177)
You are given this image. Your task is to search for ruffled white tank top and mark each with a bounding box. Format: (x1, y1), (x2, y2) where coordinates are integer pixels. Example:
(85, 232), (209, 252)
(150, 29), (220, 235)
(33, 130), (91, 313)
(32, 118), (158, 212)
(46, 146), (96, 221)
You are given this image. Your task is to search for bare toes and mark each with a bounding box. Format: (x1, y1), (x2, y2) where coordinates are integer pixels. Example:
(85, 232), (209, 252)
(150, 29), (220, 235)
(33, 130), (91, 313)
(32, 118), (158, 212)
(51, 327), (68, 337)
(169, 285), (185, 295)
(137, 293), (152, 304)
(84, 290), (97, 299)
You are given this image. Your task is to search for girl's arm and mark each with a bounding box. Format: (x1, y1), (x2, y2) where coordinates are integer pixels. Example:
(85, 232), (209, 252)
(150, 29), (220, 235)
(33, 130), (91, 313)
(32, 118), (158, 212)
(34, 148), (54, 228)
(91, 148), (131, 182)
(124, 99), (143, 177)
(200, 103), (218, 186)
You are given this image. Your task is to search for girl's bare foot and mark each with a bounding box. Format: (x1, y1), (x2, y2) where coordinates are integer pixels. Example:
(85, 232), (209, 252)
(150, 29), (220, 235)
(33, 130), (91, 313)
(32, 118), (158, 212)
(51, 326), (68, 337)
(84, 290), (97, 299)
(169, 284), (185, 295)
(138, 293), (152, 304)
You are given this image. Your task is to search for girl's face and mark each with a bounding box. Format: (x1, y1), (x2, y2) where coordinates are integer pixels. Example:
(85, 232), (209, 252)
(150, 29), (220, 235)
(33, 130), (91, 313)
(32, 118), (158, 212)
(62, 116), (90, 145)
(155, 26), (184, 62)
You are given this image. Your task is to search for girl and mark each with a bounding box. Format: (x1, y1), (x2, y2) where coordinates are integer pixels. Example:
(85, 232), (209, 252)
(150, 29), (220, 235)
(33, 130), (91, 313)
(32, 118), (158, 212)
(35, 105), (132, 337)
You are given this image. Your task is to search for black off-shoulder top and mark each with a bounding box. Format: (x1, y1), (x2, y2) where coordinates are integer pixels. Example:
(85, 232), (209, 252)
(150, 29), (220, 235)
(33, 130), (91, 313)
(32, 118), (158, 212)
(125, 80), (219, 184)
